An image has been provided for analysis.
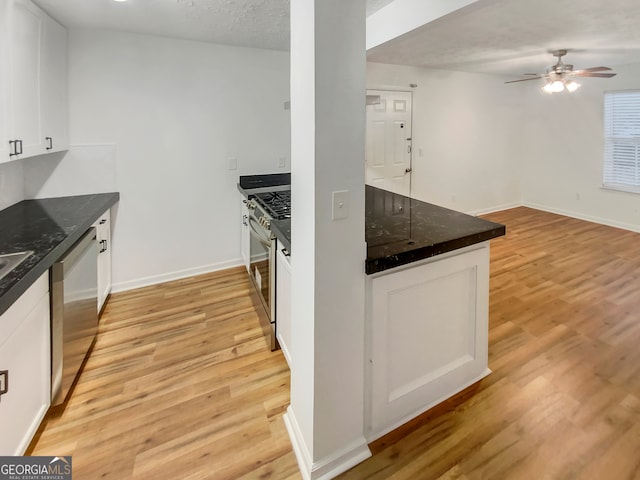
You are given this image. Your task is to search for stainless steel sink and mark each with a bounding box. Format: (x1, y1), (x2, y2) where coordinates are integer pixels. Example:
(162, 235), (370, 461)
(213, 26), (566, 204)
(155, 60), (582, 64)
(0, 251), (33, 282)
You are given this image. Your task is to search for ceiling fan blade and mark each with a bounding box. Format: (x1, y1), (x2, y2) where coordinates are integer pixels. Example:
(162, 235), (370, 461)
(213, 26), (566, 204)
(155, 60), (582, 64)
(504, 76), (543, 84)
(572, 66), (612, 74)
(572, 72), (617, 78)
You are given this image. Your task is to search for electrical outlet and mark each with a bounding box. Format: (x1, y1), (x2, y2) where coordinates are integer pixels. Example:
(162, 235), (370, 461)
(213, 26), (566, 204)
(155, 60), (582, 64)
(278, 157), (286, 168)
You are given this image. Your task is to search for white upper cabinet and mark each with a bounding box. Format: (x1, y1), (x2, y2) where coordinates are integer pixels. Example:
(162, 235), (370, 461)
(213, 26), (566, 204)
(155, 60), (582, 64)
(2, 0), (68, 162)
(40, 12), (68, 153)
(7, 0), (43, 159)
(0, 2), (9, 160)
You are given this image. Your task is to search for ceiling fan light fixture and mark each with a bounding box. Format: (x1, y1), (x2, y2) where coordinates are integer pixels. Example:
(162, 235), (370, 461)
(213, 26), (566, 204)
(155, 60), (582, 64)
(543, 80), (565, 94)
(565, 80), (580, 92)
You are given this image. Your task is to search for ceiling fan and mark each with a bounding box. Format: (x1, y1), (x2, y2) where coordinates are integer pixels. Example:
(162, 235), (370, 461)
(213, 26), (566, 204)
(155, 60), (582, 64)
(505, 50), (617, 93)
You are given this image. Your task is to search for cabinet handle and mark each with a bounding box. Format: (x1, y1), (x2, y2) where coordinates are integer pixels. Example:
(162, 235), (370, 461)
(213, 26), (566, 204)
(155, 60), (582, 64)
(0, 370), (7, 402)
(46, 137), (53, 150)
(8, 140), (21, 156)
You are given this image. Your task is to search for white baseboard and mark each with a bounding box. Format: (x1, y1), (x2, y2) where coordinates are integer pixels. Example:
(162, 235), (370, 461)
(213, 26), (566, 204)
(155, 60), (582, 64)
(111, 258), (244, 293)
(468, 201), (522, 217)
(477, 200), (640, 234)
(284, 407), (372, 480)
(523, 202), (640, 233)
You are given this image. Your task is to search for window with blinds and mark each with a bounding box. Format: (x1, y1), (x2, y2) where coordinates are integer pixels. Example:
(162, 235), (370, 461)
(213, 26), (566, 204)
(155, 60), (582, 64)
(603, 90), (640, 193)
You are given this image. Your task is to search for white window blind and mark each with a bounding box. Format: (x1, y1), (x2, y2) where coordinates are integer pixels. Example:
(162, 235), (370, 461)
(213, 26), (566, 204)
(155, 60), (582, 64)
(604, 90), (640, 193)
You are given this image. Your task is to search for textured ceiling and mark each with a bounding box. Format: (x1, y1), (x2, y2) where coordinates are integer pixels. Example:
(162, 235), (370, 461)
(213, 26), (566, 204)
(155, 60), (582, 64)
(34, 0), (291, 51)
(33, 0), (640, 77)
(367, 0), (640, 77)
(33, 0), (394, 52)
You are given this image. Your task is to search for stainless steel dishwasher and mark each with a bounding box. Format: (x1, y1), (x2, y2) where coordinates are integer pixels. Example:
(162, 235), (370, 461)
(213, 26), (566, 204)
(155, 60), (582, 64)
(51, 228), (98, 406)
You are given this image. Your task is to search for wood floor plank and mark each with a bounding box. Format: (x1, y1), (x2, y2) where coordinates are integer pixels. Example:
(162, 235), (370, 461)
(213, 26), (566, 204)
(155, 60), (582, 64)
(29, 208), (640, 479)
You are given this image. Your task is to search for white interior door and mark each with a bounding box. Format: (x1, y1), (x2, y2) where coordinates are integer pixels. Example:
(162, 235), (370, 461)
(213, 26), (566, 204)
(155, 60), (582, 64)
(366, 89), (412, 196)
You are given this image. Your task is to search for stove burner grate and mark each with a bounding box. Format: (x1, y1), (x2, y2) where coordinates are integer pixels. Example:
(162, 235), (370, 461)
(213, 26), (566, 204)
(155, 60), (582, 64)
(254, 190), (291, 220)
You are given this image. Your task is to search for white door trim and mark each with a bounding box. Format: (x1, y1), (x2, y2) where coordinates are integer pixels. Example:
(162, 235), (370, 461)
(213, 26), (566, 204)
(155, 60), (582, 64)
(366, 83), (416, 93)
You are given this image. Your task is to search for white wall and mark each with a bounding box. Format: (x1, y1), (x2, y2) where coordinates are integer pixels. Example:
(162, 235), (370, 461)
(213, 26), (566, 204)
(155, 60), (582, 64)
(0, 160), (24, 210)
(521, 62), (640, 231)
(23, 145), (117, 198)
(367, 62), (524, 214)
(58, 29), (290, 290)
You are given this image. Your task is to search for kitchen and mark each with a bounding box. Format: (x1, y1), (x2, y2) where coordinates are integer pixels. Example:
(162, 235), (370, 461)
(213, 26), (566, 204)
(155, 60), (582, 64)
(1, 0), (640, 478)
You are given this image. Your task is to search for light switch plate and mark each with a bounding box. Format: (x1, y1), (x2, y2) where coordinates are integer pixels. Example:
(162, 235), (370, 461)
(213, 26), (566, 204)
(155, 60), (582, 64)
(228, 158), (237, 170)
(332, 190), (349, 220)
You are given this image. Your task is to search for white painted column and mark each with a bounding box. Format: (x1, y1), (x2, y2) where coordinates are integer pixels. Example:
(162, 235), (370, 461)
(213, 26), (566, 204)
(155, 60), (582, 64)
(285, 0), (369, 479)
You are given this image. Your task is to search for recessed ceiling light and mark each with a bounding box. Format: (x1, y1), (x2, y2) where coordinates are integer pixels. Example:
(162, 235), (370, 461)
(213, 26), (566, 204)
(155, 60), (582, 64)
(112, 0), (128, 2)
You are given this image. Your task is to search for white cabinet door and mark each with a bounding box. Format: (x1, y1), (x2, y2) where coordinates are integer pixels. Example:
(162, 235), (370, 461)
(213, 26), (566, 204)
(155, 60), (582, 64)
(94, 210), (112, 314)
(241, 197), (250, 273)
(0, 272), (50, 456)
(2, 0), (68, 161)
(7, 0), (44, 159)
(0, 2), (9, 160)
(40, 12), (68, 153)
(276, 240), (292, 367)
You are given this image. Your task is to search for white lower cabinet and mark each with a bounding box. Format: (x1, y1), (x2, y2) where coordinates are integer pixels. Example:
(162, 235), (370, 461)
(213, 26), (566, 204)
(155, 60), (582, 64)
(0, 272), (50, 455)
(276, 239), (292, 366)
(366, 243), (491, 441)
(94, 209), (112, 314)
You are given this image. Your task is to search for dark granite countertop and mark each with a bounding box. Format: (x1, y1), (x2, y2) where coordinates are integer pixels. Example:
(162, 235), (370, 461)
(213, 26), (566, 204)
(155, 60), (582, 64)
(365, 186), (505, 274)
(241, 186), (504, 275)
(0, 193), (120, 316)
(237, 176), (505, 275)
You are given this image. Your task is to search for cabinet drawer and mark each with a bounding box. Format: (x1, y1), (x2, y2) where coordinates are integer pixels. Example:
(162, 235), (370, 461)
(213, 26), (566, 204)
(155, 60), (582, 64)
(0, 271), (48, 341)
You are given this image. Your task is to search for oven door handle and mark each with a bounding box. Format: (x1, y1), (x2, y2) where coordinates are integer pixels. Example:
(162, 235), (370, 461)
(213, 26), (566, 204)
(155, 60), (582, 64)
(248, 216), (273, 248)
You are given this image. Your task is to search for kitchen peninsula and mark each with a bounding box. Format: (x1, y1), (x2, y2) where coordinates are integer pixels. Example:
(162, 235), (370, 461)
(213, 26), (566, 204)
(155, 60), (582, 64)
(363, 186), (504, 440)
(285, 187), (502, 438)
(240, 177), (505, 442)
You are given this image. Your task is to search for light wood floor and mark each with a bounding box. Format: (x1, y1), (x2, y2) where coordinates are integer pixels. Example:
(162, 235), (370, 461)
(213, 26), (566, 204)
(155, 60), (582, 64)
(29, 268), (300, 479)
(30, 207), (640, 479)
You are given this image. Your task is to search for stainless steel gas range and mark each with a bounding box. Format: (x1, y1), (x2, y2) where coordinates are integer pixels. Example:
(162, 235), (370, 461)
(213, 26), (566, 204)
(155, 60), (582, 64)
(243, 186), (291, 351)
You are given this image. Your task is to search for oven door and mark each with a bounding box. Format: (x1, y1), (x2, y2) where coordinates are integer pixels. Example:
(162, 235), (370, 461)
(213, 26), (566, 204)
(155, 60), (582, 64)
(248, 215), (275, 320)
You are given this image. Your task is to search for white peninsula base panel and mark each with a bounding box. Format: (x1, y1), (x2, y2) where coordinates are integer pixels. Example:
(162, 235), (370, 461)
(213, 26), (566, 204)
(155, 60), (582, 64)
(366, 242), (491, 441)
